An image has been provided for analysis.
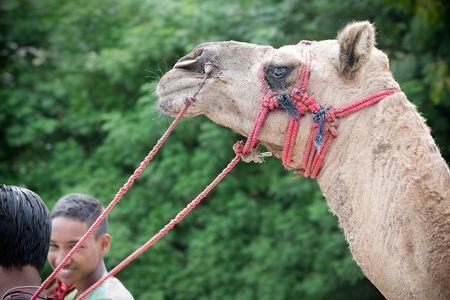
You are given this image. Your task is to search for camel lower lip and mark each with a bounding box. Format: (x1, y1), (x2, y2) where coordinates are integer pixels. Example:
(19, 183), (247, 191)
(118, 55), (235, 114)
(156, 87), (195, 98)
(156, 76), (203, 98)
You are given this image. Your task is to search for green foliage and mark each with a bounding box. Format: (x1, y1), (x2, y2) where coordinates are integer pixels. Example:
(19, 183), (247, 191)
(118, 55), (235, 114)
(2, 0), (449, 299)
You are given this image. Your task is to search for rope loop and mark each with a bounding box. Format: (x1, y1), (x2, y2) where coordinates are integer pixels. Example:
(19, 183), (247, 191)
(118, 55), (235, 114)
(325, 108), (336, 123)
(184, 96), (196, 106)
(302, 93), (320, 113)
(233, 140), (245, 155)
(290, 88), (302, 101)
(328, 120), (340, 137)
(276, 93), (299, 121)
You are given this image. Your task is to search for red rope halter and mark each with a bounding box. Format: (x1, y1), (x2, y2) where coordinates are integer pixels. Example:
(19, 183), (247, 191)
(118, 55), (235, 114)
(255, 41), (400, 178)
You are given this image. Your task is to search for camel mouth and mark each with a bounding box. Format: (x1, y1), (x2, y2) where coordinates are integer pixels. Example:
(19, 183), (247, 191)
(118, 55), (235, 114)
(156, 100), (181, 117)
(156, 86), (179, 99)
(156, 76), (204, 99)
(156, 82), (203, 117)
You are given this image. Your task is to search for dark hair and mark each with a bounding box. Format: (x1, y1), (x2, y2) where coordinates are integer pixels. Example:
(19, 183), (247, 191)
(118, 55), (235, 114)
(0, 184), (51, 272)
(50, 193), (107, 239)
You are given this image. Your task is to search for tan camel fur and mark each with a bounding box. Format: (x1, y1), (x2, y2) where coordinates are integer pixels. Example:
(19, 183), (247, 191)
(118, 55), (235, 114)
(156, 21), (450, 299)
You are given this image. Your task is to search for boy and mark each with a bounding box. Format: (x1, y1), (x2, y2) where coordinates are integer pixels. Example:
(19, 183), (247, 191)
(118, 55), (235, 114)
(47, 193), (134, 300)
(0, 184), (53, 300)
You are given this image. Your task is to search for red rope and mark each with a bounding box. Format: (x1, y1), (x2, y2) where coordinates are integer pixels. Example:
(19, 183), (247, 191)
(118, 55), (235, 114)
(256, 40), (401, 179)
(76, 153), (242, 299)
(335, 89), (399, 118)
(300, 89), (400, 178)
(227, 41), (403, 181)
(242, 48), (276, 154)
(298, 41), (312, 91)
(76, 138), (254, 299)
(34, 93), (255, 299)
(31, 98), (196, 300)
(259, 48), (275, 94)
(280, 42), (312, 168)
(282, 118), (299, 167)
(243, 107), (269, 154)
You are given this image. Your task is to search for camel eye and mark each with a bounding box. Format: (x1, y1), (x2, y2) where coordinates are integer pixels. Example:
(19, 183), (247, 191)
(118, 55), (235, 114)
(264, 66), (294, 91)
(270, 67), (287, 79)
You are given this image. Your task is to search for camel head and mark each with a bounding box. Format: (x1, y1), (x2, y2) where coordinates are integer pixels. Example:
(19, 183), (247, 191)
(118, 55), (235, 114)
(156, 21), (398, 165)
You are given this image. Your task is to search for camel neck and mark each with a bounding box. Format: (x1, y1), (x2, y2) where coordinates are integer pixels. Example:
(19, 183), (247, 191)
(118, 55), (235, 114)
(315, 92), (450, 298)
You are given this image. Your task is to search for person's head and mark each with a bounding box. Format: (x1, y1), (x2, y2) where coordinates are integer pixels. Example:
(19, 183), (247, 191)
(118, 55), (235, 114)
(47, 193), (110, 290)
(50, 193), (108, 240)
(0, 184), (51, 273)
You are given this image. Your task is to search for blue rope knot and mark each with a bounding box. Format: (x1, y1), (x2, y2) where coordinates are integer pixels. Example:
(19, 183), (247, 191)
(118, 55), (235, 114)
(312, 106), (329, 150)
(276, 93), (299, 122)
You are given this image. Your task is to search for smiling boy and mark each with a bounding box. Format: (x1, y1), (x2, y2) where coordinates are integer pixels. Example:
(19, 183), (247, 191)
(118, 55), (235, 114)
(47, 193), (134, 300)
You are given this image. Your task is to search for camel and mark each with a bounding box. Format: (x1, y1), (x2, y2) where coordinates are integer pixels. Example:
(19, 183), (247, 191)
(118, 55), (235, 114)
(156, 21), (450, 299)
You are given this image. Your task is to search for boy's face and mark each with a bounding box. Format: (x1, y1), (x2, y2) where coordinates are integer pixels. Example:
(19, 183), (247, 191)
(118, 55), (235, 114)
(48, 216), (110, 288)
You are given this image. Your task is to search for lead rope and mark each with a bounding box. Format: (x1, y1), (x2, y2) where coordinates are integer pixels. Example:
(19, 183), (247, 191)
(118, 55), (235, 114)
(76, 154), (243, 299)
(32, 63), (264, 300)
(30, 97), (196, 300)
(76, 141), (262, 299)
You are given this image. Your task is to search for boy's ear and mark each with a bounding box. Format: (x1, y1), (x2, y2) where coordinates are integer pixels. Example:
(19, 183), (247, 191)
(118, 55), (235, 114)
(98, 233), (111, 254)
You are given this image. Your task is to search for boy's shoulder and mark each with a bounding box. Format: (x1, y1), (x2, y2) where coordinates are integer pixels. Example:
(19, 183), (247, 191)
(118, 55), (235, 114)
(62, 277), (134, 300)
(83, 277), (134, 300)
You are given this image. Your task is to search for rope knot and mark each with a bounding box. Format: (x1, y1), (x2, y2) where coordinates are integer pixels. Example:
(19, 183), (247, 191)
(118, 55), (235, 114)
(261, 92), (280, 110)
(232, 140), (245, 155)
(184, 96), (196, 106)
(290, 88), (302, 99)
(276, 93), (300, 121)
(290, 89), (308, 115)
(300, 93), (320, 113)
(325, 108), (336, 122)
(312, 106), (329, 149)
(328, 120), (340, 137)
(312, 106), (327, 122)
(233, 141), (272, 163)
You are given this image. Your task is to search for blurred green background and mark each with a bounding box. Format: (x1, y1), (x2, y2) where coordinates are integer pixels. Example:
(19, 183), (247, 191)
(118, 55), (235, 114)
(1, 0), (449, 299)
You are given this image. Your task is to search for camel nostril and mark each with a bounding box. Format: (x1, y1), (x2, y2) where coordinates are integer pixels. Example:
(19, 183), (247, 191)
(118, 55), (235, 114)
(174, 58), (199, 69)
(204, 62), (214, 75)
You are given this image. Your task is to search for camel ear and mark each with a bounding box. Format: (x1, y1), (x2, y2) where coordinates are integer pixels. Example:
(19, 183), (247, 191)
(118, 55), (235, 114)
(337, 21), (376, 80)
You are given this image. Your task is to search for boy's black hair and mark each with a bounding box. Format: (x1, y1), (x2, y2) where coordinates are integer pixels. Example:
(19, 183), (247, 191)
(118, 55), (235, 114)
(0, 184), (51, 272)
(50, 193), (107, 239)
